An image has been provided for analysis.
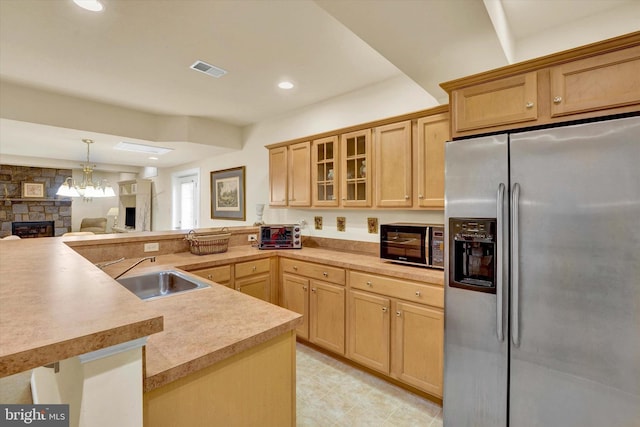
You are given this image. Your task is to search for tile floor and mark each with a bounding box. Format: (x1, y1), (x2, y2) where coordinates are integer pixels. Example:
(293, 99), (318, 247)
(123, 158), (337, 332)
(296, 343), (443, 427)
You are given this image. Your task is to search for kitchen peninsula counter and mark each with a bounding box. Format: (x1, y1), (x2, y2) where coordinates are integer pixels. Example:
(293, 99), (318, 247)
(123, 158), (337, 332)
(0, 237), (164, 377)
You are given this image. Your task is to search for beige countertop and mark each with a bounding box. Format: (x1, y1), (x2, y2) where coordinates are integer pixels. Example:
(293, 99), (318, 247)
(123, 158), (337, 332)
(1, 234), (443, 393)
(0, 238), (164, 377)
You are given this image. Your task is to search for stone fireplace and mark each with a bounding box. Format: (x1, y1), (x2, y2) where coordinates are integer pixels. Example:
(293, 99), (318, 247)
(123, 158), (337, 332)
(1, 165), (72, 237)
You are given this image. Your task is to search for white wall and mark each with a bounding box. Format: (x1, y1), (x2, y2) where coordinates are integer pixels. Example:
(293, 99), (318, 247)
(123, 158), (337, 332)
(153, 75), (445, 241)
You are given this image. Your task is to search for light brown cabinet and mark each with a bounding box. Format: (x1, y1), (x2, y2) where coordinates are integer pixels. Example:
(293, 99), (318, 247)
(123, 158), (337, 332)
(268, 146), (288, 206)
(549, 45), (640, 118)
(451, 72), (538, 133)
(340, 129), (372, 207)
(443, 36), (640, 137)
(414, 113), (449, 209)
(288, 141), (311, 207)
(312, 136), (340, 207)
(234, 258), (273, 303)
(374, 120), (412, 207)
(391, 300), (443, 397)
(280, 259), (346, 354)
(268, 142), (311, 207)
(190, 265), (232, 287)
(347, 270), (444, 397)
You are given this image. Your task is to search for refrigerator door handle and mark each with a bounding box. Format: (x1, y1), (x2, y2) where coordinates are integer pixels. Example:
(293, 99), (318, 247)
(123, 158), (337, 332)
(511, 182), (521, 347)
(496, 183), (505, 342)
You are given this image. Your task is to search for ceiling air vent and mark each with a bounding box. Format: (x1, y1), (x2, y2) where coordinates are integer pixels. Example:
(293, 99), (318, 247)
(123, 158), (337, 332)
(190, 60), (227, 78)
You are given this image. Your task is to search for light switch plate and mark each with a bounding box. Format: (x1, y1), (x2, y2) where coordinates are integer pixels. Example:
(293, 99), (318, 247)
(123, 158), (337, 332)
(144, 242), (159, 252)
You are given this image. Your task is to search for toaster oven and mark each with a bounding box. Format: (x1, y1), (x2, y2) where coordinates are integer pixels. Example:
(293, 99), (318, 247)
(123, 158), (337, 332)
(258, 224), (302, 249)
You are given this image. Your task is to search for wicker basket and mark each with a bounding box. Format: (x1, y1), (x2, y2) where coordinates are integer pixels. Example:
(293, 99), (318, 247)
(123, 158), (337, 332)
(185, 228), (230, 255)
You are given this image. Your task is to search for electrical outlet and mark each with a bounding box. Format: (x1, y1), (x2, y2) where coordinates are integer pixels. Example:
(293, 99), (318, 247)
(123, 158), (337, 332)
(248, 234), (258, 242)
(144, 242), (159, 252)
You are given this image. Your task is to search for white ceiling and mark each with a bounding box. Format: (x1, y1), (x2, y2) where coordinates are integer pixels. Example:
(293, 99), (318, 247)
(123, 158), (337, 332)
(0, 0), (638, 170)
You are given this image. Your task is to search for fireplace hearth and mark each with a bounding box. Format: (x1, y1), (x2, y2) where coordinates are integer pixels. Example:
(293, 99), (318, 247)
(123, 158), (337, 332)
(12, 221), (55, 238)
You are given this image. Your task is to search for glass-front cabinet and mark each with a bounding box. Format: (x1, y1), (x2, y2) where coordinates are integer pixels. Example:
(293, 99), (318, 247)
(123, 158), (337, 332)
(340, 129), (371, 207)
(312, 136), (339, 207)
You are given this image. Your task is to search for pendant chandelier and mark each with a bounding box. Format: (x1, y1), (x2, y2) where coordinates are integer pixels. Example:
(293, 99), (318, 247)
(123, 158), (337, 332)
(56, 139), (116, 199)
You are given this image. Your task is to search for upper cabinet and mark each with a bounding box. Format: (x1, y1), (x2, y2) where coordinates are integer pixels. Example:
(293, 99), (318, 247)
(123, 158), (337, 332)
(312, 136), (339, 207)
(374, 121), (412, 208)
(415, 112), (449, 209)
(341, 129), (372, 207)
(268, 142), (311, 207)
(442, 33), (640, 138)
(268, 146), (288, 206)
(266, 105), (449, 210)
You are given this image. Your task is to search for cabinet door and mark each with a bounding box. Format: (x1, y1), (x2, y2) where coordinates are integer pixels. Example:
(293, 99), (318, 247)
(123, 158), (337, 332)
(235, 273), (270, 303)
(452, 72), (538, 133)
(312, 136), (339, 207)
(549, 45), (640, 118)
(310, 281), (345, 355)
(281, 274), (309, 340)
(288, 141), (311, 207)
(347, 290), (390, 374)
(374, 121), (412, 207)
(391, 301), (444, 397)
(269, 147), (288, 206)
(415, 113), (449, 209)
(340, 129), (371, 207)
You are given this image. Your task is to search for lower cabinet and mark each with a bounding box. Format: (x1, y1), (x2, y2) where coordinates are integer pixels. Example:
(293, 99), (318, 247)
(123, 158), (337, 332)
(190, 265), (232, 287)
(280, 259), (346, 355)
(347, 270), (444, 398)
(235, 258), (273, 303)
(187, 257), (274, 303)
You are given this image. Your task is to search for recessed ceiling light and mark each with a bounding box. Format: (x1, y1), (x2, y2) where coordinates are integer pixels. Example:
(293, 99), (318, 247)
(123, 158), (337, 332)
(73, 0), (104, 12)
(114, 142), (173, 155)
(148, 156), (159, 161)
(278, 81), (294, 90)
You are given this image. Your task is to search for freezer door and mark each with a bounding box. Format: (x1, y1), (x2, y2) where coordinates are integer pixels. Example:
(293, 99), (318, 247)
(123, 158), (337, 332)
(509, 116), (640, 427)
(444, 135), (509, 427)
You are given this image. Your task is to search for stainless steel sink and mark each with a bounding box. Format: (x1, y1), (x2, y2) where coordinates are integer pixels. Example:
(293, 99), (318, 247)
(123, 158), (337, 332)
(116, 270), (210, 300)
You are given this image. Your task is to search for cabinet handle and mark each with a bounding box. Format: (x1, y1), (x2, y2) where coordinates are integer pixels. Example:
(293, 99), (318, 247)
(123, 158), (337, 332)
(293, 265), (298, 271)
(415, 291), (421, 297)
(366, 281), (373, 287)
(312, 288), (316, 293)
(418, 194), (424, 199)
(342, 197), (346, 201)
(404, 195), (409, 199)
(303, 286), (308, 291)
(553, 96), (562, 104)
(207, 274), (212, 280)
(525, 102), (534, 108)
(252, 266), (256, 272)
(382, 307), (388, 313)
(396, 311), (401, 317)
(323, 272), (328, 277)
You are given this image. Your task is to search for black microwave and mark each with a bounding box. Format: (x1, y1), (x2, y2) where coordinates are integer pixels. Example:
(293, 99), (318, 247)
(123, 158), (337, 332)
(380, 223), (444, 269)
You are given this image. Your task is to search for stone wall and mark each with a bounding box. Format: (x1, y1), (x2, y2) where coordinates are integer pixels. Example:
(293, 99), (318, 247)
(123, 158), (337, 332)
(0, 165), (72, 237)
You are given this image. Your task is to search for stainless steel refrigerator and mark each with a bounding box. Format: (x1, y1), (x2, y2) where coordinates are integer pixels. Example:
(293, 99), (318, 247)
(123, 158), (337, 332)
(443, 115), (640, 427)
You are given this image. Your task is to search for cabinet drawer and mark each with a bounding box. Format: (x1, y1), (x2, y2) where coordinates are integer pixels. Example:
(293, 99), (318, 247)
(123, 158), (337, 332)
(235, 258), (271, 279)
(191, 265), (231, 284)
(349, 271), (443, 308)
(280, 258), (345, 285)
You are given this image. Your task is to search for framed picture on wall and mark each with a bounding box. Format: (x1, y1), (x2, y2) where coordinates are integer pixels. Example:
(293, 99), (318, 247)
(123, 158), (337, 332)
(22, 182), (45, 198)
(211, 166), (246, 220)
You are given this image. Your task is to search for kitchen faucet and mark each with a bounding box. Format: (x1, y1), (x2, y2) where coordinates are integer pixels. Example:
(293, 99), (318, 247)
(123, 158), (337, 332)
(99, 256), (156, 279)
